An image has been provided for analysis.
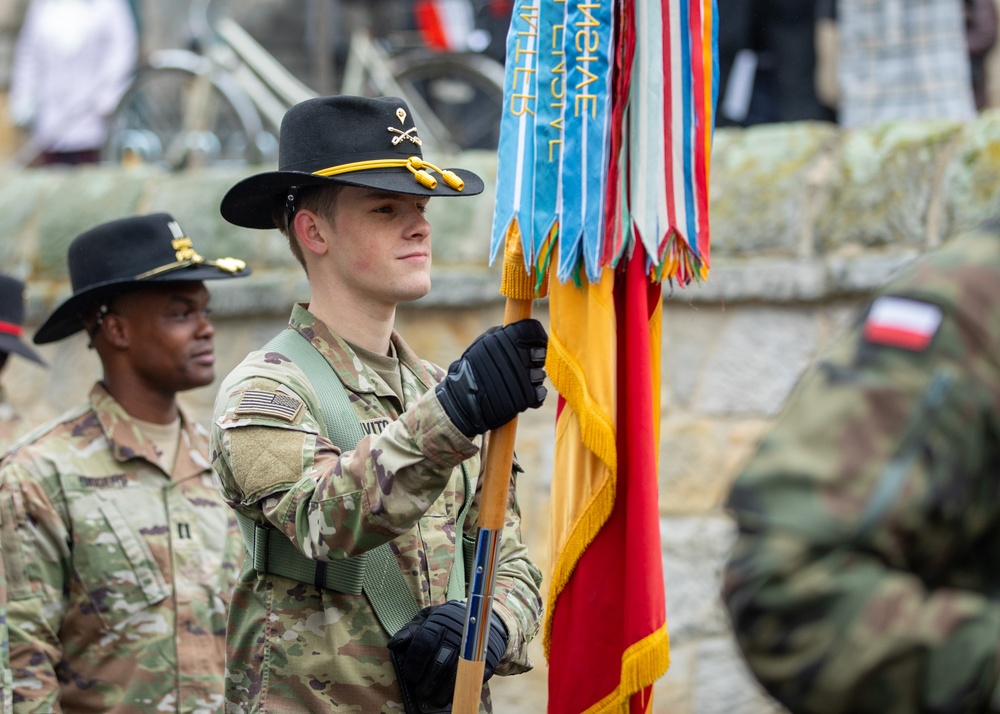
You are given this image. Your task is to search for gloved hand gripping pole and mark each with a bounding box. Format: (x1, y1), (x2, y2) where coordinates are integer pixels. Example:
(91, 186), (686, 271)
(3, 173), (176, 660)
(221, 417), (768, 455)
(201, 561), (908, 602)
(452, 223), (544, 713)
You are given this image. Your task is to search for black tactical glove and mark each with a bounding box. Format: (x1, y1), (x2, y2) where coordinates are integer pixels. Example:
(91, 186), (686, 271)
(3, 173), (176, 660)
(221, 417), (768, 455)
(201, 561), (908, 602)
(386, 600), (509, 712)
(435, 319), (548, 437)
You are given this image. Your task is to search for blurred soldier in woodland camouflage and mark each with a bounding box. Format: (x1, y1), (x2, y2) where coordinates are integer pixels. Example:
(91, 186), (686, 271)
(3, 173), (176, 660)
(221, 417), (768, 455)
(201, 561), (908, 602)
(0, 213), (249, 712)
(213, 95), (547, 712)
(723, 222), (1000, 713)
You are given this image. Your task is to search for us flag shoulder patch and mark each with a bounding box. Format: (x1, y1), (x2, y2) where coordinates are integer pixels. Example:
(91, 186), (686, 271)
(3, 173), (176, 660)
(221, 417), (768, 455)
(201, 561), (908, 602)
(863, 296), (943, 352)
(235, 390), (304, 422)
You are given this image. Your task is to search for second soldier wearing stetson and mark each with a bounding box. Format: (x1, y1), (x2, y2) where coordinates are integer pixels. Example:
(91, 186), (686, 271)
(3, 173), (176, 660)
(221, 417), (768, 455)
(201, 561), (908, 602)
(213, 95), (547, 712)
(0, 213), (250, 712)
(0, 273), (46, 451)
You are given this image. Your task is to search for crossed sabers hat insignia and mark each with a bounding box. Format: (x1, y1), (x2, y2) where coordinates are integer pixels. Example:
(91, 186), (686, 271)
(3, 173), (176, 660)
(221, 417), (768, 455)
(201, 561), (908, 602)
(388, 106), (422, 146)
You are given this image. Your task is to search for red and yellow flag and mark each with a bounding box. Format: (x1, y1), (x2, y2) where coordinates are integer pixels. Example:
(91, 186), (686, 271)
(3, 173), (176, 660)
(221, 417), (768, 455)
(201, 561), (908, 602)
(545, 242), (666, 713)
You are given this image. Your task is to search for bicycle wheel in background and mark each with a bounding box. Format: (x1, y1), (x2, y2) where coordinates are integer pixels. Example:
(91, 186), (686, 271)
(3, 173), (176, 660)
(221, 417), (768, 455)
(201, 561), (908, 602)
(101, 50), (272, 170)
(392, 51), (505, 152)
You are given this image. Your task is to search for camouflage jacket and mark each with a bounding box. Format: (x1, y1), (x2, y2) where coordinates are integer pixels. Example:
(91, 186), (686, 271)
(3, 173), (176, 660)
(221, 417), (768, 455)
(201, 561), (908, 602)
(211, 304), (543, 713)
(723, 225), (1000, 713)
(0, 394), (25, 455)
(0, 393), (21, 713)
(0, 383), (243, 713)
(1, 474), (9, 714)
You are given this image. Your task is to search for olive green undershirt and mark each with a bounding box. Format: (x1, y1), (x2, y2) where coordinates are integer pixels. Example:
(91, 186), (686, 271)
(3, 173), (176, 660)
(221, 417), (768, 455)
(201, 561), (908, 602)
(346, 339), (405, 405)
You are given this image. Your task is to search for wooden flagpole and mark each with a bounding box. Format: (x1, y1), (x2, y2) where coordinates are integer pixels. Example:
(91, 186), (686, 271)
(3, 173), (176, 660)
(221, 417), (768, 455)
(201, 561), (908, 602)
(453, 221), (541, 713)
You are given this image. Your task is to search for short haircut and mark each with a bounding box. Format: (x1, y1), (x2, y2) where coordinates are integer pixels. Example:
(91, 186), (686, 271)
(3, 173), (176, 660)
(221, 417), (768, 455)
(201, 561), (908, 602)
(270, 184), (344, 274)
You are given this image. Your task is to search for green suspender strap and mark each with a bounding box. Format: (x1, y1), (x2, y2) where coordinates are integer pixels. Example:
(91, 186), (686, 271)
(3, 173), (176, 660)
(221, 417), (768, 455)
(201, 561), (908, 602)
(234, 328), (472, 636)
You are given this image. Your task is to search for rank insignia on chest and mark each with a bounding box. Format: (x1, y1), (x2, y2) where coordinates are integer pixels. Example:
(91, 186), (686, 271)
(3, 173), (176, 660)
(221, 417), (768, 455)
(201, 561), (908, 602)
(235, 390), (304, 422)
(862, 296), (943, 352)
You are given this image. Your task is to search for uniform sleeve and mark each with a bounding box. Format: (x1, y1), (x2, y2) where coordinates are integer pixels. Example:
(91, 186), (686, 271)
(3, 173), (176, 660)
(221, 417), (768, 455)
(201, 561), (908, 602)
(1, 477), (10, 714)
(464, 448), (543, 675)
(0, 462), (70, 713)
(213, 376), (479, 560)
(723, 307), (1000, 713)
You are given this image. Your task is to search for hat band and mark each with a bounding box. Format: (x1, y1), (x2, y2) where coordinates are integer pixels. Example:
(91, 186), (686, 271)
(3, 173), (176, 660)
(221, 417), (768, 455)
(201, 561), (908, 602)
(0, 320), (22, 337)
(313, 157), (465, 192)
(136, 257), (248, 280)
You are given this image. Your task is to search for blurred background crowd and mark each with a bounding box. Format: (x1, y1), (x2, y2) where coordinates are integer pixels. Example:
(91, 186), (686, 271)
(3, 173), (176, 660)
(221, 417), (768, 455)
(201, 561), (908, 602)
(0, 0), (996, 167)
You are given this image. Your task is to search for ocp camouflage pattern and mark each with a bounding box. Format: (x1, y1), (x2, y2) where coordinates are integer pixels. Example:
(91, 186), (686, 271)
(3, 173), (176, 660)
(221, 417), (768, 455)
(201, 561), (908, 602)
(723, 224), (1000, 713)
(0, 395), (27, 455)
(212, 304), (543, 713)
(0, 383), (242, 713)
(0, 394), (22, 714)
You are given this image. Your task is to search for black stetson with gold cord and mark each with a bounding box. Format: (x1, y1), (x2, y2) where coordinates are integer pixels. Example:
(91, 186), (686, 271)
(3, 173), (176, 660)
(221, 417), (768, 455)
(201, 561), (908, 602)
(33, 213), (250, 344)
(220, 95), (485, 230)
(0, 274), (44, 364)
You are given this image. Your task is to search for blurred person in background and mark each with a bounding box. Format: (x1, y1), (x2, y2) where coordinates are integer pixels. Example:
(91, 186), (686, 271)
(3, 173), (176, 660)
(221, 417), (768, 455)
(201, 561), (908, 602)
(837, 0), (977, 128)
(717, 0), (833, 127)
(8, 0), (137, 165)
(0, 273), (44, 714)
(965, 0), (998, 111)
(0, 274), (44, 450)
(723, 219), (1000, 712)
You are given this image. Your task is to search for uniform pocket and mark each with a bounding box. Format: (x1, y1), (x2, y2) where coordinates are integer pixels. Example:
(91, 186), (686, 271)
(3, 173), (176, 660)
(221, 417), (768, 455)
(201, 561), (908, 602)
(417, 514), (457, 603)
(66, 491), (170, 630)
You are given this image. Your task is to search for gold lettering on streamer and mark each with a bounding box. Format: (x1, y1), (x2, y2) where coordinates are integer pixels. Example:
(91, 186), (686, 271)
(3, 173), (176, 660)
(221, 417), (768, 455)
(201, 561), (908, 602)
(508, 2), (539, 118)
(546, 8), (566, 162)
(572, 1), (601, 119)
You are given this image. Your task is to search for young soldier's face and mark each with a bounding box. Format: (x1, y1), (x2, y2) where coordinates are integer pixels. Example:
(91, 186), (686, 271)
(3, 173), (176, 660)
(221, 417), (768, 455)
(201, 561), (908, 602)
(321, 186), (432, 307)
(113, 281), (217, 393)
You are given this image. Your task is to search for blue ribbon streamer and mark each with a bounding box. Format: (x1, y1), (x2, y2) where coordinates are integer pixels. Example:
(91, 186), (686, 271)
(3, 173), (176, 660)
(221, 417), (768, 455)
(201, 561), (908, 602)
(556, 0), (616, 283)
(490, 0), (542, 268)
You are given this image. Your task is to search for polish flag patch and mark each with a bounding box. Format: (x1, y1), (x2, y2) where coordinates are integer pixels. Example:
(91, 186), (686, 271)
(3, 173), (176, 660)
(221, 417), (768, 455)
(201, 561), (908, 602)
(862, 296), (943, 351)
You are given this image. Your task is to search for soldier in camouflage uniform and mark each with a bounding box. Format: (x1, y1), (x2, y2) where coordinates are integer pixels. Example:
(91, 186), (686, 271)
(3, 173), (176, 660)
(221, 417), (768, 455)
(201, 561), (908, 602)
(0, 274), (45, 451)
(0, 213), (250, 713)
(213, 95), (547, 712)
(723, 222), (1000, 713)
(0, 273), (45, 713)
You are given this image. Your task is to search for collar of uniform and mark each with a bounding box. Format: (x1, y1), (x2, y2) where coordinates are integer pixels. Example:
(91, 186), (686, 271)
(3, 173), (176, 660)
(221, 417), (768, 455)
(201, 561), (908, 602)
(288, 303), (437, 396)
(89, 383), (209, 480)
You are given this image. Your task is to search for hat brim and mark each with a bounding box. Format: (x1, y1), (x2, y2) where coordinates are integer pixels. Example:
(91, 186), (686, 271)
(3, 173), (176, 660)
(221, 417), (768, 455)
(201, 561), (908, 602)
(0, 332), (45, 365)
(220, 167), (485, 229)
(33, 263), (251, 344)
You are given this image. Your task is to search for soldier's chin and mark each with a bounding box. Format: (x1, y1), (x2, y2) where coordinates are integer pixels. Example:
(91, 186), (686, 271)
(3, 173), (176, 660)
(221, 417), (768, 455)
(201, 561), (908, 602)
(180, 366), (216, 391)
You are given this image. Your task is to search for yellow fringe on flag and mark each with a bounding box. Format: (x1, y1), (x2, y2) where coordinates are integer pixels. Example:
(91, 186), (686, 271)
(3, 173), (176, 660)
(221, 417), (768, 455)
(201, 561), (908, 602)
(582, 625), (672, 714)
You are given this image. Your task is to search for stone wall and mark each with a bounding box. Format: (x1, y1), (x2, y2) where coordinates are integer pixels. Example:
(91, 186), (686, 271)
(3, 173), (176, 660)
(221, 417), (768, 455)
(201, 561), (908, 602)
(3, 114), (1000, 712)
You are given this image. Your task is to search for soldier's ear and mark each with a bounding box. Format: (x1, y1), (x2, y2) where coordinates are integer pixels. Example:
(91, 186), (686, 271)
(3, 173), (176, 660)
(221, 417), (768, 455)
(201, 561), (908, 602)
(293, 209), (330, 258)
(95, 309), (130, 350)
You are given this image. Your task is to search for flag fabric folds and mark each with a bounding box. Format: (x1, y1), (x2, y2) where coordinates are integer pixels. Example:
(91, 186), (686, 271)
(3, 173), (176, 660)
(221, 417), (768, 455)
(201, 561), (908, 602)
(488, 0), (718, 711)
(545, 243), (667, 713)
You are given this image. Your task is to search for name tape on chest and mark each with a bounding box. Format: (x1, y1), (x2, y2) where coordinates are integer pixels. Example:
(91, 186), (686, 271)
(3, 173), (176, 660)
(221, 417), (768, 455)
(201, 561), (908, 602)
(360, 417), (391, 436)
(862, 296), (943, 352)
(235, 390), (304, 422)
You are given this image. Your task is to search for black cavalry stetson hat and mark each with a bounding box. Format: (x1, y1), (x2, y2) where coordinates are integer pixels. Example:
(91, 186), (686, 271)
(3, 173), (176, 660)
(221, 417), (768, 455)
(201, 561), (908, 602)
(0, 274), (44, 365)
(34, 213), (251, 344)
(220, 95), (485, 229)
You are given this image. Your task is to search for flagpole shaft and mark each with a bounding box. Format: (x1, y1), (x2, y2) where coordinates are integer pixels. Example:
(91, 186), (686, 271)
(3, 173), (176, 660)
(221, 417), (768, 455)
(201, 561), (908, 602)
(453, 295), (534, 714)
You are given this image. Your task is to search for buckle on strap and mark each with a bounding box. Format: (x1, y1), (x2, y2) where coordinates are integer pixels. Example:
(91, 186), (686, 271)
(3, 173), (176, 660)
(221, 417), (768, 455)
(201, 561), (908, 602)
(235, 509), (368, 595)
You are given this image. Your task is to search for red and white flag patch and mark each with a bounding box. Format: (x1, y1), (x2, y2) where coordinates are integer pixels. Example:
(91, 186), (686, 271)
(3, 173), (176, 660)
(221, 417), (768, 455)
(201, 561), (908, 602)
(863, 296), (943, 351)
